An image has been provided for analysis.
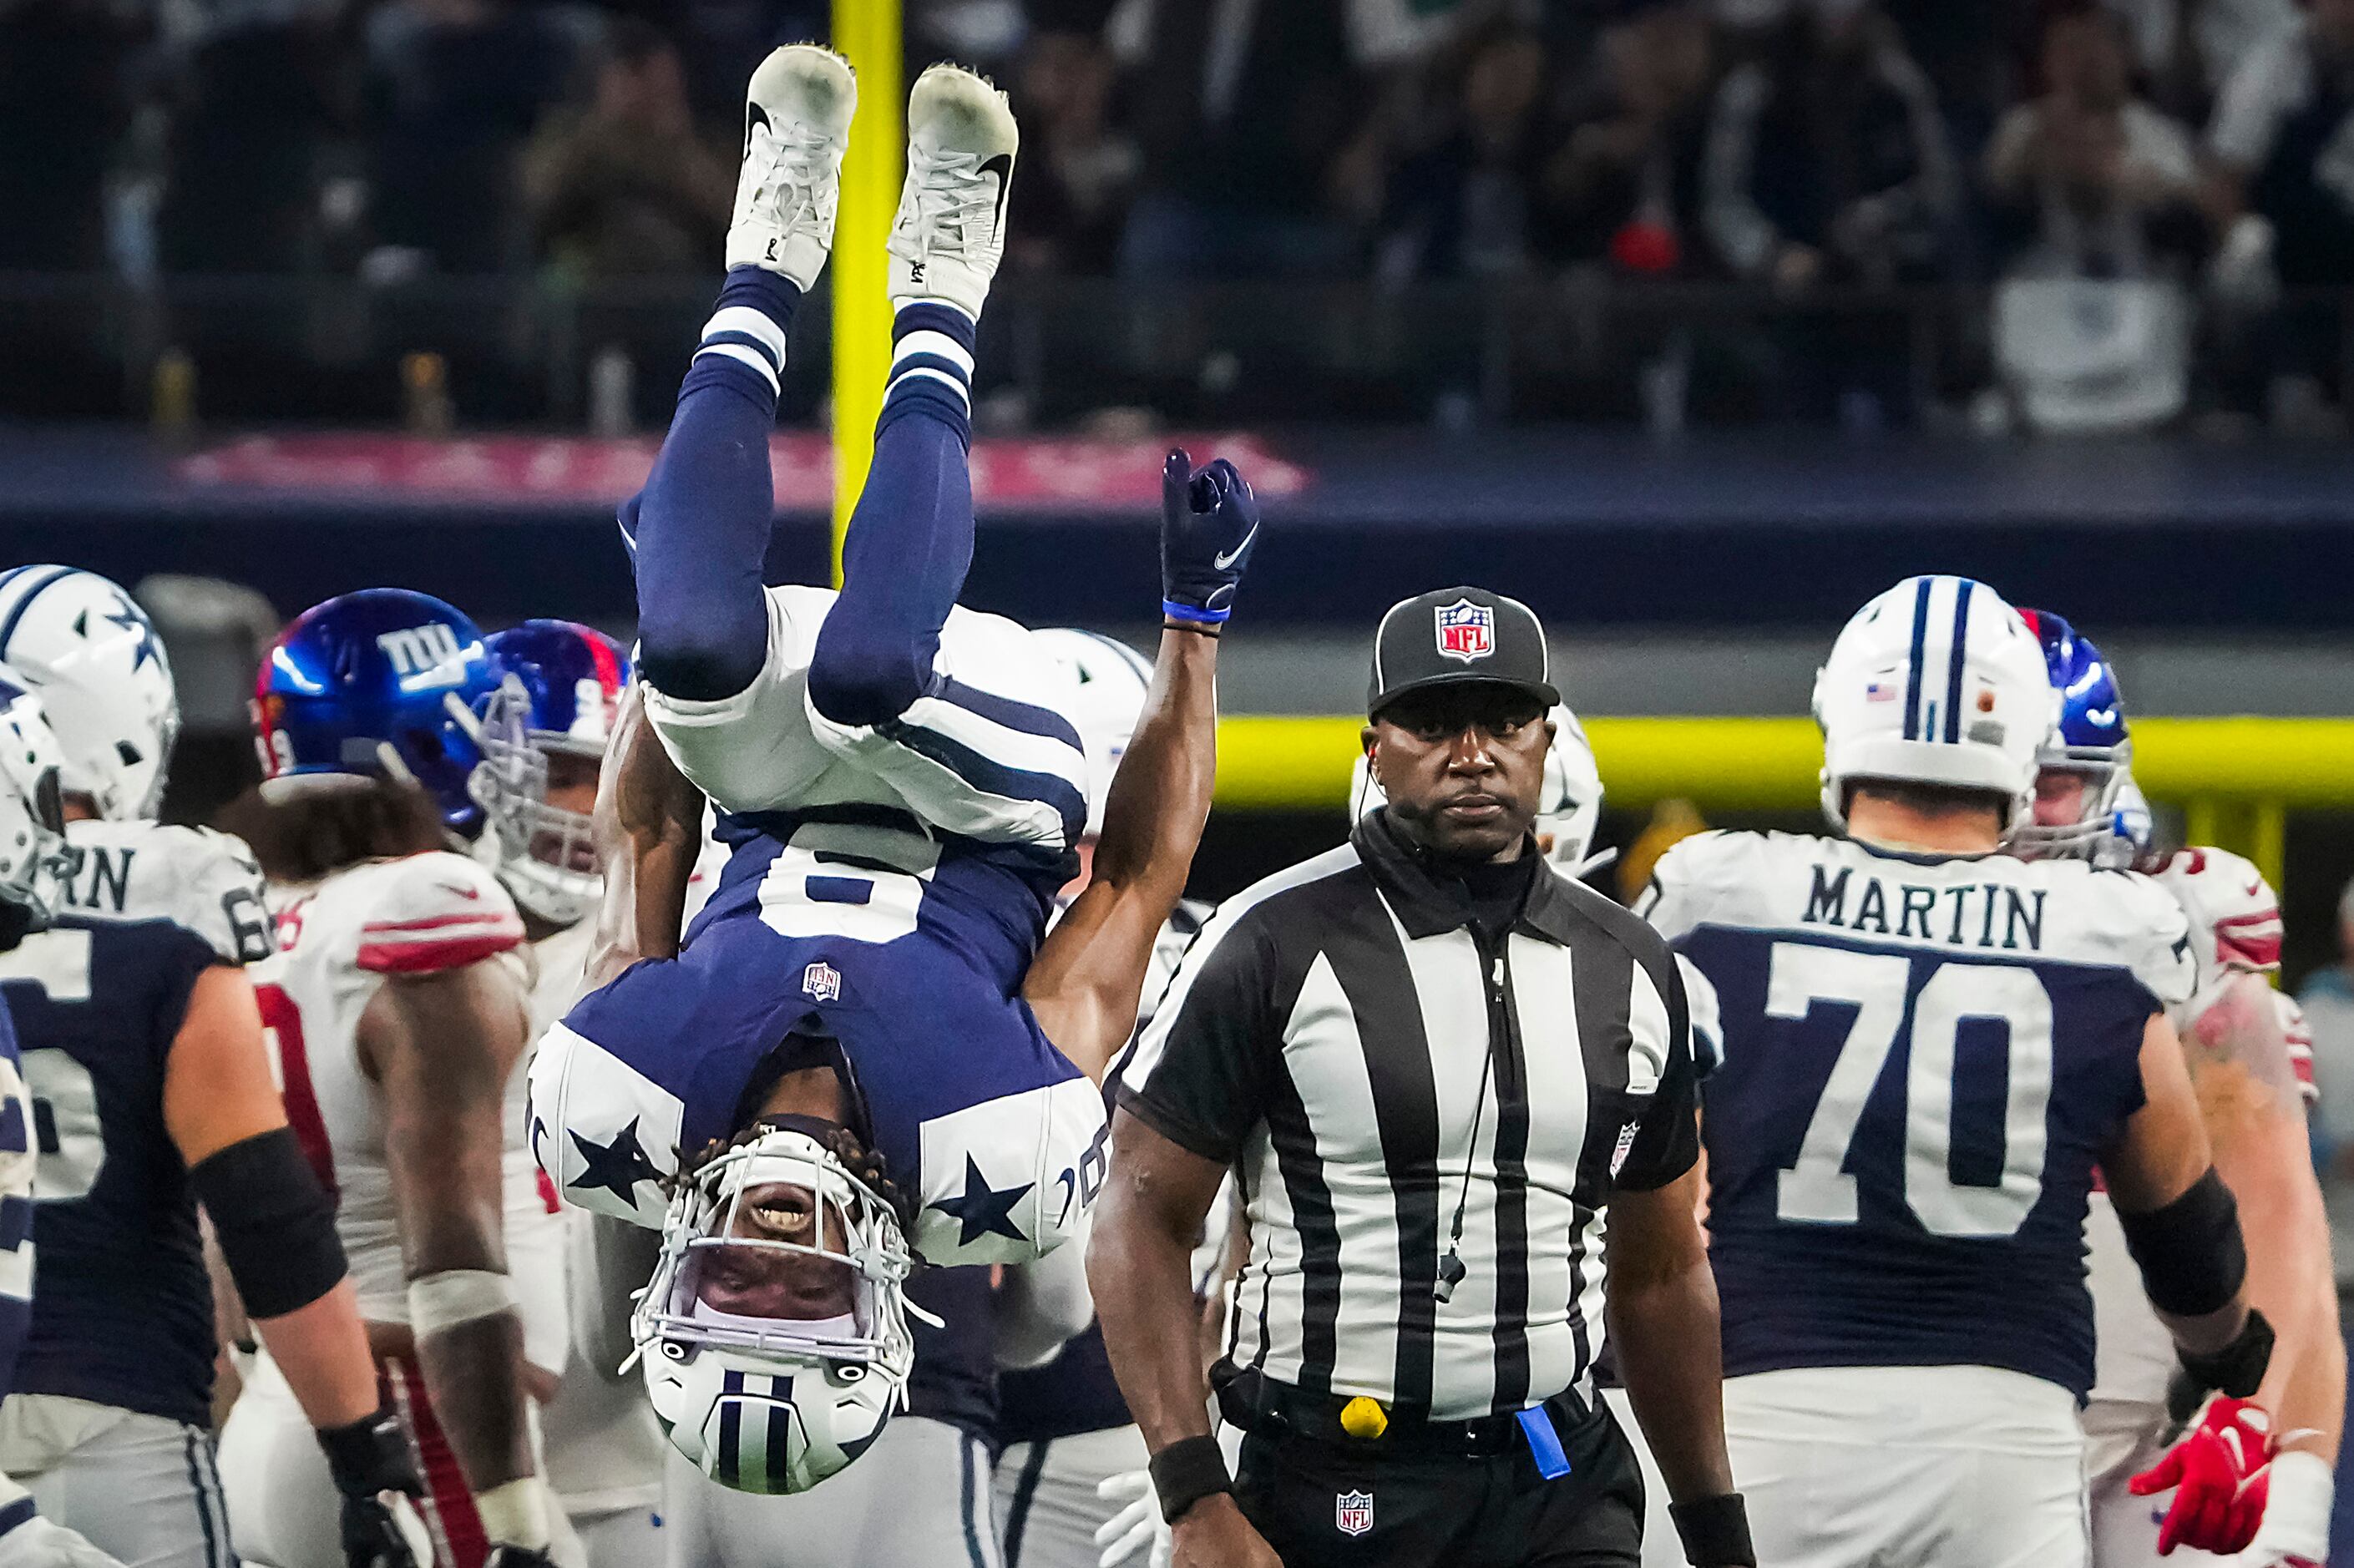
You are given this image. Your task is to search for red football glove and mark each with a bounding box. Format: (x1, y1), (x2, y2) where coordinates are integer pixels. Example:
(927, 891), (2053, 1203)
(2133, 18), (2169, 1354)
(2129, 1398), (2271, 1555)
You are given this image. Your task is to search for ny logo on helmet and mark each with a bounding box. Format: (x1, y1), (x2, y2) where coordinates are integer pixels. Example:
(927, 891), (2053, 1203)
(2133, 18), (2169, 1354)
(377, 624), (468, 683)
(1434, 599), (1494, 664)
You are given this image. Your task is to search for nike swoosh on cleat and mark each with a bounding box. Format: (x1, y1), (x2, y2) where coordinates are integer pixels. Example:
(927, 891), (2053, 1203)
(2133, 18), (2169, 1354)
(979, 153), (1014, 233)
(1212, 523), (1258, 570)
(744, 101), (772, 158)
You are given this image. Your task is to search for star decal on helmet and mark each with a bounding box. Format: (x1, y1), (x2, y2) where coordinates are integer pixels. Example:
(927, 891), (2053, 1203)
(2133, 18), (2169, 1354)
(929, 1155), (1031, 1246)
(101, 602), (161, 670)
(570, 1118), (662, 1206)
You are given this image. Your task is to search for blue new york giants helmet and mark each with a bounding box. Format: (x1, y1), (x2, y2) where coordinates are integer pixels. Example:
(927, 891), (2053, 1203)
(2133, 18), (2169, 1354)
(477, 620), (631, 927)
(2014, 609), (2139, 861)
(252, 589), (498, 837)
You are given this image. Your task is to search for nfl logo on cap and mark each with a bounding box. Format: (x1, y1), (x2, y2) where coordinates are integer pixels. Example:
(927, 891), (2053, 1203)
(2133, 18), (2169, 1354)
(1434, 599), (1494, 664)
(802, 960), (842, 1003)
(1335, 1490), (1374, 1537)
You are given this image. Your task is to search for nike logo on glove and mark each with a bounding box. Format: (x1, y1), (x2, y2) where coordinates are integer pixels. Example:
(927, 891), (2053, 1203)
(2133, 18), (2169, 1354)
(1213, 524), (1259, 570)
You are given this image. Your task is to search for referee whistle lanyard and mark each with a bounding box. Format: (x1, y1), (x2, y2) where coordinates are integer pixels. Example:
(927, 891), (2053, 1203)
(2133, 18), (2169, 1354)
(1435, 933), (1516, 1306)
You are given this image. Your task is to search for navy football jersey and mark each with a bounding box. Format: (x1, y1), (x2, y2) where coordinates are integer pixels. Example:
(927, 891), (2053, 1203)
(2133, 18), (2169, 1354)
(0, 996), (36, 1388)
(0, 822), (272, 1426)
(531, 805), (1107, 1268)
(1640, 831), (2194, 1399)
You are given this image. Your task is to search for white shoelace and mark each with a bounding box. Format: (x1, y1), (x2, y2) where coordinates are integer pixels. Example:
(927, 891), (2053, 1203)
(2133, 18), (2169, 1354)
(740, 120), (841, 238)
(887, 144), (1000, 267)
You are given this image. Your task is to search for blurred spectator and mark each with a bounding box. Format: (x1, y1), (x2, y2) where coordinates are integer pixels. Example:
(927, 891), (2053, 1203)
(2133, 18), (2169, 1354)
(2102, 0), (2296, 122)
(2208, 0), (2354, 293)
(1113, 0), (1367, 278)
(0, 0), (137, 271)
(158, 13), (357, 273)
(1701, 0), (1960, 290)
(1543, 3), (1717, 276)
(1005, 24), (1141, 274)
(1984, 8), (2203, 281)
(1376, 21), (1554, 278)
(524, 21), (732, 281)
(2296, 877), (2354, 1288)
(364, 0), (572, 276)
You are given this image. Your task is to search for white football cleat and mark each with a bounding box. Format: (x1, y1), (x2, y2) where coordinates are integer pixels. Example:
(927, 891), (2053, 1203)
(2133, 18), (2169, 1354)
(887, 63), (1019, 320)
(726, 44), (856, 289)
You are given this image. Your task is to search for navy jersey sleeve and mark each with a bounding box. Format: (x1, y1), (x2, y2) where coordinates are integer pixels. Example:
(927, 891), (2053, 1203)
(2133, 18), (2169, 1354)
(1115, 915), (1281, 1165)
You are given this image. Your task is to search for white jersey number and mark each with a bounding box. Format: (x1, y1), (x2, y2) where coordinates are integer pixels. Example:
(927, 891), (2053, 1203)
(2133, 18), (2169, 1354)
(1767, 942), (2053, 1238)
(0, 931), (108, 1203)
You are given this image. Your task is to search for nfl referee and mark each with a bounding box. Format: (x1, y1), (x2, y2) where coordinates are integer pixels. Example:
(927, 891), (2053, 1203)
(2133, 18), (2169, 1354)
(1089, 588), (1753, 1568)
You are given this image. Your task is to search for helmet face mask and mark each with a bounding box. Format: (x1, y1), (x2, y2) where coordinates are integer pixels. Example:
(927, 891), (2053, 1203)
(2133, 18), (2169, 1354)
(633, 1127), (916, 1495)
(2012, 609), (2138, 862)
(473, 622), (630, 928)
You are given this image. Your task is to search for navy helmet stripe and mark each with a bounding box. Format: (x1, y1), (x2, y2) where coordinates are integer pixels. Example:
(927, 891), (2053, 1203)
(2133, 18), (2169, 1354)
(1944, 578), (1974, 743)
(764, 1381), (793, 1491)
(716, 1369), (745, 1487)
(0, 565), (74, 659)
(1902, 576), (1931, 741)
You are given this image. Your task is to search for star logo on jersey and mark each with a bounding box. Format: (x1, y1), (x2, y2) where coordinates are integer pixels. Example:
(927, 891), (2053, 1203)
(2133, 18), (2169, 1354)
(929, 1155), (1031, 1247)
(1335, 1490), (1374, 1536)
(569, 1119), (661, 1207)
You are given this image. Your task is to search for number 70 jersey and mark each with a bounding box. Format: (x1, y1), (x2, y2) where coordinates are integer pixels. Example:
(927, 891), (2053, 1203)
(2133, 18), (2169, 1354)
(1638, 831), (2195, 1400)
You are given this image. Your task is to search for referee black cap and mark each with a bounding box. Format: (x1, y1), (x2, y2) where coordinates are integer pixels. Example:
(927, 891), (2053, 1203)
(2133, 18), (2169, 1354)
(1367, 586), (1559, 719)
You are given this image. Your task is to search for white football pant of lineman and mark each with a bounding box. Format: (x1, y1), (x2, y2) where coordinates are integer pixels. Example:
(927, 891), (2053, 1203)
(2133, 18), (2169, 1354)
(1724, 1365), (2088, 1568)
(662, 1416), (1000, 1568)
(995, 1424), (1150, 1568)
(0, 1396), (231, 1568)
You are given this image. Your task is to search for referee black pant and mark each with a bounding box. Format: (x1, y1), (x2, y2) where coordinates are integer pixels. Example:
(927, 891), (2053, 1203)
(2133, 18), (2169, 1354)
(1222, 1378), (1645, 1568)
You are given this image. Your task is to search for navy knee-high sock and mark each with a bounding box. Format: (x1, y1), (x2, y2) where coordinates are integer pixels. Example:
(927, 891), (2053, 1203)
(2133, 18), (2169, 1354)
(806, 304), (980, 729)
(629, 268), (802, 702)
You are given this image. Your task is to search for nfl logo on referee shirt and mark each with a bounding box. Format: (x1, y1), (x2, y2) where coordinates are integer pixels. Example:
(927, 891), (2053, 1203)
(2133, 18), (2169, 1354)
(1335, 1490), (1374, 1537)
(1434, 599), (1494, 663)
(802, 960), (842, 1003)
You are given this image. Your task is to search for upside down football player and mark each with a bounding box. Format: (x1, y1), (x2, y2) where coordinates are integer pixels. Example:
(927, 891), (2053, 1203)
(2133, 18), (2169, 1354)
(2015, 611), (2341, 1568)
(524, 44), (1261, 1507)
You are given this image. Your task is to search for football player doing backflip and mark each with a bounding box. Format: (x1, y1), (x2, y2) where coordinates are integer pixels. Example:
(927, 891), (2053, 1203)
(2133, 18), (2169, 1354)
(525, 45), (1261, 1505)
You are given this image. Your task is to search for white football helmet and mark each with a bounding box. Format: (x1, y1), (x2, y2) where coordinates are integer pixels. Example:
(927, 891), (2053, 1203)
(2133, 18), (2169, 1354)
(1814, 575), (2057, 838)
(633, 1122), (919, 1495)
(0, 568), (179, 821)
(1352, 704), (1605, 870)
(1032, 628), (1154, 837)
(0, 669), (71, 945)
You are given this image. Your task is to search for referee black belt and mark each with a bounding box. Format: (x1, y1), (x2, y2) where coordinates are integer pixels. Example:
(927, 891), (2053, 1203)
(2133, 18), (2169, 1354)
(1214, 1365), (1597, 1459)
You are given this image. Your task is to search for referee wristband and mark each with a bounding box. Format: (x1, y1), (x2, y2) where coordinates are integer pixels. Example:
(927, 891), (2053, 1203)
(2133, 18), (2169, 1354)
(1669, 1493), (1756, 1567)
(1147, 1435), (1233, 1525)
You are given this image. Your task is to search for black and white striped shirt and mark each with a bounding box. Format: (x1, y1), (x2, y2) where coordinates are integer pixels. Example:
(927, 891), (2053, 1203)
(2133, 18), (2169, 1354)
(1116, 813), (1698, 1423)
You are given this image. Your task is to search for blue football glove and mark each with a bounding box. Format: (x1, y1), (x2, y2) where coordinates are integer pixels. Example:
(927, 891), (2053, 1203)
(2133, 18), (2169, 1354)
(1161, 448), (1259, 628)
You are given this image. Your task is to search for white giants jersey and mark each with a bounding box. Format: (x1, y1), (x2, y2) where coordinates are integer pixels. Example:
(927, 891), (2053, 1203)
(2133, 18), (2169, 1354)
(2149, 846), (2313, 1100)
(254, 851), (567, 1374)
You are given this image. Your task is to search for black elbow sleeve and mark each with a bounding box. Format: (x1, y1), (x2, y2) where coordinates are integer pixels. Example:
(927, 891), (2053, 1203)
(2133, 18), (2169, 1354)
(2115, 1167), (2246, 1318)
(191, 1125), (348, 1320)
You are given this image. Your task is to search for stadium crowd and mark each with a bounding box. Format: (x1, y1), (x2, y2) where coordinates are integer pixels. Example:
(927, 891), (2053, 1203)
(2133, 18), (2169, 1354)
(8, 0), (2354, 425)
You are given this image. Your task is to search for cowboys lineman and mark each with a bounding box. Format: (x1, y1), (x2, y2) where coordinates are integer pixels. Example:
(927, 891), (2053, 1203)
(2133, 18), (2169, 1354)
(0, 570), (427, 1568)
(527, 44), (1262, 1504)
(0, 674), (137, 1568)
(1638, 575), (2272, 1568)
(2013, 610), (2339, 1568)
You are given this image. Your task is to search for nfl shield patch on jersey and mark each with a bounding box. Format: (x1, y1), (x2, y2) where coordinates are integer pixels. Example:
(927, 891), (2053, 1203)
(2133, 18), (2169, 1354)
(1434, 599), (1494, 663)
(1335, 1490), (1374, 1537)
(802, 960), (842, 1003)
